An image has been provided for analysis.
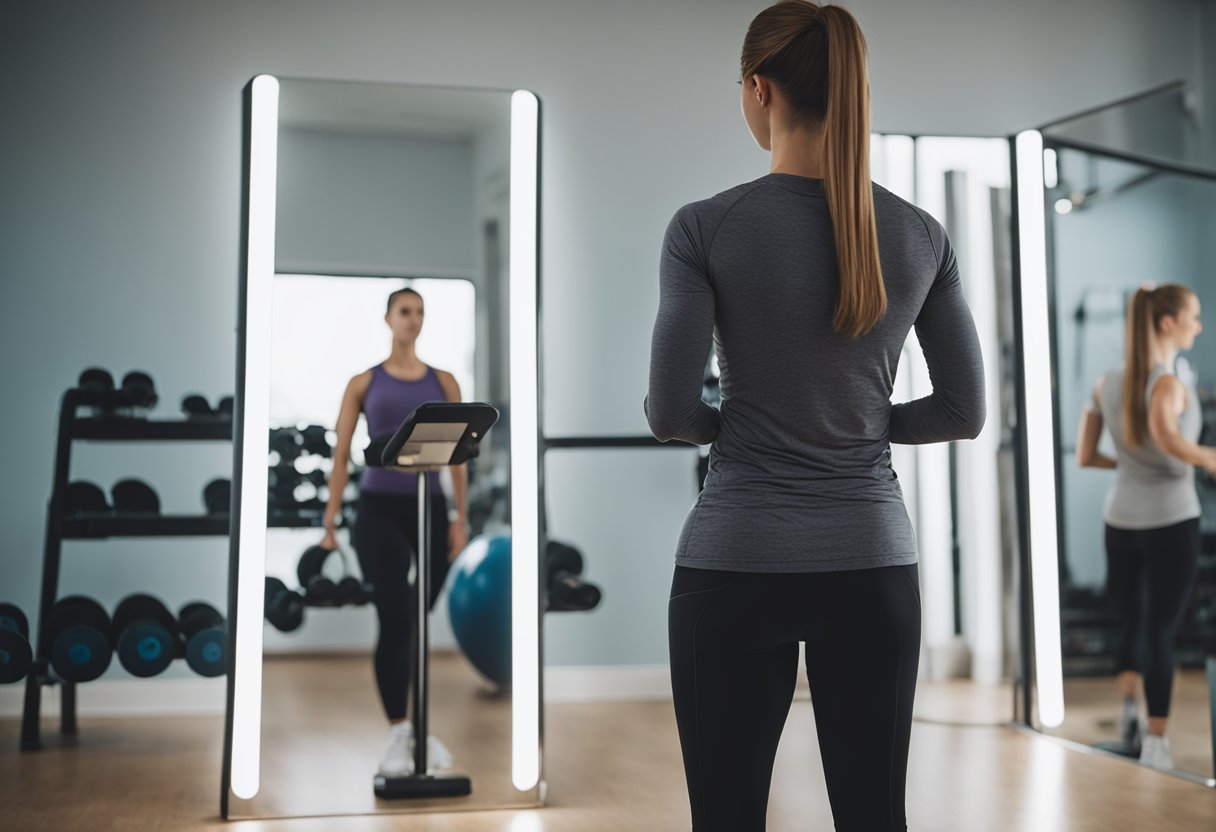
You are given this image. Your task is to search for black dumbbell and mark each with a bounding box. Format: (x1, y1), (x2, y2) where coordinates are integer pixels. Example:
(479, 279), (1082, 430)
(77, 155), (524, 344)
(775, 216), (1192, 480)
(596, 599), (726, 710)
(111, 594), (178, 678)
(297, 545), (343, 604)
(78, 367), (115, 396)
(64, 481), (111, 515)
(299, 425), (332, 458)
(548, 573), (602, 612)
(49, 596), (113, 682)
(183, 394), (235, 420)
(182, 394), (214, 419)
(178, 602), (226, 677)
(76, 367), (124, 415)
(0, 602), (33, 684)
(77, 367), (118, 413)
(336, 576), (371, 605)
(268, 465), (303, 507)
(270, 428), (302, 463)
(264, 577), (305, 632)
(545, 540), (585, 579)
(111, 479), (160, 514)
(120, 371), (158, 412)
(203, 479), (231, 514)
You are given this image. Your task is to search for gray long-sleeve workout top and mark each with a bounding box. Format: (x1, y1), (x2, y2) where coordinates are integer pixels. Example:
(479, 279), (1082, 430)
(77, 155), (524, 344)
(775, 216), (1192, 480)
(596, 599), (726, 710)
(646, 173), (986, 573)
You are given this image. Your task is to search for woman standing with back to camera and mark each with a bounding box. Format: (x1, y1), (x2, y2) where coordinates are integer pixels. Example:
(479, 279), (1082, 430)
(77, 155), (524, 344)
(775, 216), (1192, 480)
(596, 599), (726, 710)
(1077, 283), (1210, 770)
(646, 3), (985, 830)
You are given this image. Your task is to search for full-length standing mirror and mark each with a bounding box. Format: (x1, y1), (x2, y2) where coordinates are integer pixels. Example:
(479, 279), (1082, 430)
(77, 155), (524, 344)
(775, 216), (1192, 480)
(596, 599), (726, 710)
(222, 76), (543, 818)
(1013, 83), (1216, 786)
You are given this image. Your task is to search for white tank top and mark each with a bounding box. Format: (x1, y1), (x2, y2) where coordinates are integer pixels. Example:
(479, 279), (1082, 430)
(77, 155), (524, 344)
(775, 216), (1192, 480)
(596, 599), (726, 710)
(1091, 362), (1201, 530)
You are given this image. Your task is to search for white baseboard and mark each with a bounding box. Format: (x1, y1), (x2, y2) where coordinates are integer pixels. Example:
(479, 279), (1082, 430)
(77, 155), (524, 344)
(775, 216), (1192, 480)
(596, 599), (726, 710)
(544, 664), (672, 703)
(1, 664), (672, 717)
(0, 677), (226, 718)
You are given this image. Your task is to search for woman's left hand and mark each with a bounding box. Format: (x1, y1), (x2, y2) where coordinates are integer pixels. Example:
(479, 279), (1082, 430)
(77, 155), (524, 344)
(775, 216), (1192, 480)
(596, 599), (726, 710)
(448, 521), (470, 562)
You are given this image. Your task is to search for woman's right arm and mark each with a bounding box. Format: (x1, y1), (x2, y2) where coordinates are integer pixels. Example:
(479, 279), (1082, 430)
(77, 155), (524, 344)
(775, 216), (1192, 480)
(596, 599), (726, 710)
(1077, 375), (1116, 469)
(322, 372), (370, 548)
(1147, 375), (1216, 474)
(889, 230), (986, 445)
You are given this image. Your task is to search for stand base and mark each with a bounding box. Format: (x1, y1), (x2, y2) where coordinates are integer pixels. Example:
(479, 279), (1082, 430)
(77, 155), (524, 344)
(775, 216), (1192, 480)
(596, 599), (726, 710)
(374, 771), (473, 800)
(1092, 740), (1141, 759)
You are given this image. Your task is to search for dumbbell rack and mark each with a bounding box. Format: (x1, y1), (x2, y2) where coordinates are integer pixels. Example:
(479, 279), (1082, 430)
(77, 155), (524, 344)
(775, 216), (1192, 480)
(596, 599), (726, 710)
(20, 387), (234, 751)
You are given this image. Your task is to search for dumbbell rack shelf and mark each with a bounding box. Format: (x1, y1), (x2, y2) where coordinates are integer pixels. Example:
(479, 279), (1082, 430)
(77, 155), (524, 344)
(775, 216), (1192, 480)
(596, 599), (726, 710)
(20, 389), (235, 752)
(60, 515), (233, 538)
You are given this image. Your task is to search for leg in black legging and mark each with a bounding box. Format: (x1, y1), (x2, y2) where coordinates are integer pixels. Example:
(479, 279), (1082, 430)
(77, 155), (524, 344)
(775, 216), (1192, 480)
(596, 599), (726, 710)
(1105, 524), (1147, 678)
(425, 492), (453, 610)
(1140, 519), (1200, 718)
(803, 564), (921, 832)
(669, 567), (800, 832)
(353, 490), (454, 722)
(668, 564), (920, 832)
(354, 493), (417, 721)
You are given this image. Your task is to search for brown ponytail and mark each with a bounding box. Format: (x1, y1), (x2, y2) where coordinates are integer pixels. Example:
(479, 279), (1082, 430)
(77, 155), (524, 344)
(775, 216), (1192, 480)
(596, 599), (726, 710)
(1122, 283), (1193, 447)
(741, 1), (885, 337)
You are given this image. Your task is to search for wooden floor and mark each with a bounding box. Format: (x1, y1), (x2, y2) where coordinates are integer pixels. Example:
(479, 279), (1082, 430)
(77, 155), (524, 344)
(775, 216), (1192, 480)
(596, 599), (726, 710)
(232, 652), (533, 818)
(1045, 670), (1214, 779)
(4, 662), (1216, 831)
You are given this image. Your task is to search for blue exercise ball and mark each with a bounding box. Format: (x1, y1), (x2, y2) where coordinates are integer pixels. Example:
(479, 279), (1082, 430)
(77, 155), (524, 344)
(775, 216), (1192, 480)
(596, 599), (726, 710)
(448, 534), (512, 686)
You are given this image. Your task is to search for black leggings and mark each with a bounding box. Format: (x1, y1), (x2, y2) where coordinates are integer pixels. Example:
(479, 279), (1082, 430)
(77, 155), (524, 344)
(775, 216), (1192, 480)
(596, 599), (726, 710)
(353, 490), (452, 722)
(1104, 518), (1200, 718)
(669, 563), (921, 832)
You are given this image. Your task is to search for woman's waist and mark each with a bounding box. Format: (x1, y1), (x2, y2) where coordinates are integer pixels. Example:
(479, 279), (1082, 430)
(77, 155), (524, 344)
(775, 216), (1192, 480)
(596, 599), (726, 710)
(359, 469), (442, 494)
(1111, 461), (1194, 487)
(697, 477), (906, 510)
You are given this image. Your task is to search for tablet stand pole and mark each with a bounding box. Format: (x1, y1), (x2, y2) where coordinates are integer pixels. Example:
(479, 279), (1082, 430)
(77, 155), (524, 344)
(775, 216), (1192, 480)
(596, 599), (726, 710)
(374, 401), (498, 801)
(413, 470), (430, 778)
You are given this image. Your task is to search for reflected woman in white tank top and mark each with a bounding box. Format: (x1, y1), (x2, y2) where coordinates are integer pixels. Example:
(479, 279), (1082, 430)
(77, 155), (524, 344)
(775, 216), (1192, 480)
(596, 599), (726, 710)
(1076, 283), (1211, 769)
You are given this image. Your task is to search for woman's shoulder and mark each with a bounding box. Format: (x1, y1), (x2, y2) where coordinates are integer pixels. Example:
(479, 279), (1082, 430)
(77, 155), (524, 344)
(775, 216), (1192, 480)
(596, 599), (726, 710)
(429, 368), (462, 400)
(666, 181), (768, 252)
(349, 367), (375, 393)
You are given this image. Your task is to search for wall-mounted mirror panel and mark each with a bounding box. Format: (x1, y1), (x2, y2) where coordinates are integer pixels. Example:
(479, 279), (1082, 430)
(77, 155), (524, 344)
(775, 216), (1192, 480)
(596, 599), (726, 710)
(1014, 101), (1216, 785)
(223, 76), (543, 818)
(1047, 144), (1216, 781)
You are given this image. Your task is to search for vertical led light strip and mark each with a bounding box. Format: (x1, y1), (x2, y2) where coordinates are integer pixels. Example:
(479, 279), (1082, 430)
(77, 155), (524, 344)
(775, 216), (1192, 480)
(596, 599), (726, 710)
(1014, 129), (1064, 729)
(509, 89), (541, 791)
(231, 73), (279, 800)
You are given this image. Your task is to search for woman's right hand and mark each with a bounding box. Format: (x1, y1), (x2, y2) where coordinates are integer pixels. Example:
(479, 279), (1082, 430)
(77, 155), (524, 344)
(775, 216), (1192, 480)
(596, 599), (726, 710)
(321, 508), (339, 550)
(1198, 447), (1216, 477)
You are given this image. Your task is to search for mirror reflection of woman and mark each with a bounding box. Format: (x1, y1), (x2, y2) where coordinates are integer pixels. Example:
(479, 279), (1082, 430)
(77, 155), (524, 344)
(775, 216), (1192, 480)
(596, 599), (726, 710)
(1077, 283), (1210, 770)
(647, 3), (985, 829)
(321, 287), (470, 777)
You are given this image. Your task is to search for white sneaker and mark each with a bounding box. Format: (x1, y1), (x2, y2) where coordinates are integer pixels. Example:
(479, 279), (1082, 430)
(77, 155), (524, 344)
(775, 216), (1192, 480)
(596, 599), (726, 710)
(1139, 734), (1174, 769)
(427, 734), (454, 770)
(377, 723), (455, 775)
(378, 723), (414, 776)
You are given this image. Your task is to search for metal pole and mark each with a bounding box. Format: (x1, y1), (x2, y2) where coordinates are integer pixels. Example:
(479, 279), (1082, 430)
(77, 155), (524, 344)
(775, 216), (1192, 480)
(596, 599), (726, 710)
(413, 471), (429, 777)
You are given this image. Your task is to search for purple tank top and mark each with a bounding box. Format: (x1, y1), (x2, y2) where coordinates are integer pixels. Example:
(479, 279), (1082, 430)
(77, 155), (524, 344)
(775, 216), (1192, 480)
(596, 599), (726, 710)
(360, 364), (446, 496)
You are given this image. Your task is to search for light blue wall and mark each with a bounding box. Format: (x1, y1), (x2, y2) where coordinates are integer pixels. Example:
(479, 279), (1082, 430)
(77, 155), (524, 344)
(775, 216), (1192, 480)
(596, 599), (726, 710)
(276, 128), (475, 276)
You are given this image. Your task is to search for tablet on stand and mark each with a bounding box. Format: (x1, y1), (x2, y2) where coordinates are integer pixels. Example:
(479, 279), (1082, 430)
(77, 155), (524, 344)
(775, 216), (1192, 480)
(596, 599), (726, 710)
(368, 401), (499, 800)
